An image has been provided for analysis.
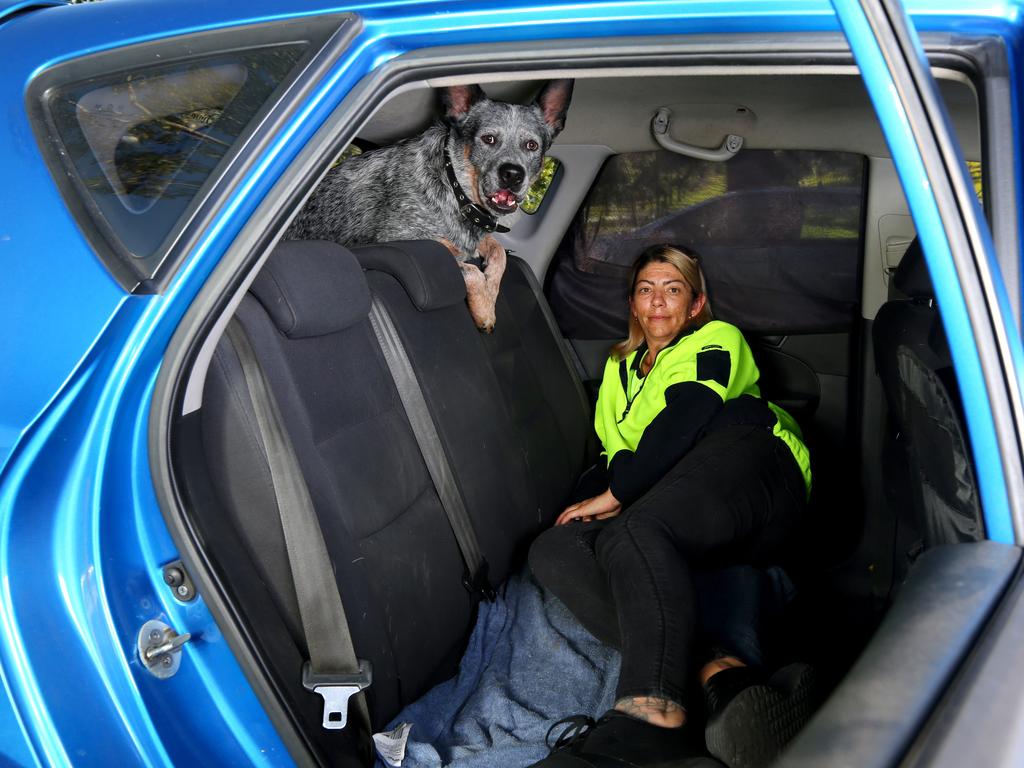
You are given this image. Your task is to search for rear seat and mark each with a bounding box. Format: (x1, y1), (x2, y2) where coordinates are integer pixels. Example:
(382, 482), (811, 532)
(353, 241), (594, 577)
(480, 249), (597, 513)
(199, 239), (593, 762)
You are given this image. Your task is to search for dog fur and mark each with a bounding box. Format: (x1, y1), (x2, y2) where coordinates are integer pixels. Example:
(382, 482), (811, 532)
(285, 80), (574, 331)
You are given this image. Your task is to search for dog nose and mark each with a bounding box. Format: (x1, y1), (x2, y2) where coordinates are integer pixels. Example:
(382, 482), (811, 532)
(498, 164), (525, 189)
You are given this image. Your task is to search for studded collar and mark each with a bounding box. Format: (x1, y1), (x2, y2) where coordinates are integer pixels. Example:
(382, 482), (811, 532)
(443, 134), (511, 234)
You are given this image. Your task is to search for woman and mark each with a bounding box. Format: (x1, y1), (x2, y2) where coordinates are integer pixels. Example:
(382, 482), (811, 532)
(528, 244), (813, 768)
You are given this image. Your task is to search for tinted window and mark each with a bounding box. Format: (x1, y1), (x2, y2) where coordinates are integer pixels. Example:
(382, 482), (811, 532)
(37, 42), (308, 287)
(522, 157), (560, 214)
(546, 150), (865, 338)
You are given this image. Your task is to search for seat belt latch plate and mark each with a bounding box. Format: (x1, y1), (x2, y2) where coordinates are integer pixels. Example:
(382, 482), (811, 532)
(302, 659), (372, 730)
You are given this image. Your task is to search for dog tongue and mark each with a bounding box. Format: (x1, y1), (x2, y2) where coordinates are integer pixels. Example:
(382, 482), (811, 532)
(491, 189), (517, 208)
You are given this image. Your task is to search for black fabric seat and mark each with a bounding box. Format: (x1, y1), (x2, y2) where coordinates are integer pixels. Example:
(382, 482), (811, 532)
(872, 238), (983, 547)
(484, 254), (598, 512)
(201, 241), (477, 737)
(353, 241), (552, 583)
(198, 239), (596, 763)
(353, 242), (595, 579)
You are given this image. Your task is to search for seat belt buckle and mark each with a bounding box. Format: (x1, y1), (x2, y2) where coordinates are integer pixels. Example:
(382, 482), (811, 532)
(302, 659), (372, 730)
(463, 561), (497, 602)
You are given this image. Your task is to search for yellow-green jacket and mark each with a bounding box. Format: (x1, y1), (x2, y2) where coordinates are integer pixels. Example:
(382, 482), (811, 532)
(595, 320), (812, 504)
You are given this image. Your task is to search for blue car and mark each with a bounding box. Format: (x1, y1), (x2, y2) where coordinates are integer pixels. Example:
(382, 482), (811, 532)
(2, 0), (1024, 765)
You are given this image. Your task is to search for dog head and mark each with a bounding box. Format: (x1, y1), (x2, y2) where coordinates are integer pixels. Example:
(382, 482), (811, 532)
(441, 80), (574, 217)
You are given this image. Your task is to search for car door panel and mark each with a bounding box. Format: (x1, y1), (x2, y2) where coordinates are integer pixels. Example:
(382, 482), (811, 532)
(778, 541), (1022, 767)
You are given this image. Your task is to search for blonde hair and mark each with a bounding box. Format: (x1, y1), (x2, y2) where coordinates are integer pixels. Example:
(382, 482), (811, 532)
(610, 244), (713, 361)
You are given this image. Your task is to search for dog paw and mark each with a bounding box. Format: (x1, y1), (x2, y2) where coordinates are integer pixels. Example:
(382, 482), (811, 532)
(459, 260), (485, 284)
(478, 234), (505, 261)
(478, 236), (507, 279)
(459, 262), (497, 332)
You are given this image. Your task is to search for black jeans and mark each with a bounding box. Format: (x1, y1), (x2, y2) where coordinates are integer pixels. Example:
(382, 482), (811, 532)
(528, 424), (807, 709)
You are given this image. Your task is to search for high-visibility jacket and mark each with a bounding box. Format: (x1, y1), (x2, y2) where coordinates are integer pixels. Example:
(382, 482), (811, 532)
(594, 319), (812, 504)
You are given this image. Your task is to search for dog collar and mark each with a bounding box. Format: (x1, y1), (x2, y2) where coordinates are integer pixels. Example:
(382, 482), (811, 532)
(443, 145), (511, 235)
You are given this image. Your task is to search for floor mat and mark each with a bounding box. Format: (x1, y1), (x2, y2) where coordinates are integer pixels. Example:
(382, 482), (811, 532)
(376, 568), (620, 767)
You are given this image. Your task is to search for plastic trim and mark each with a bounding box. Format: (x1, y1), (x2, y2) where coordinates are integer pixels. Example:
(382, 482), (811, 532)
(778, 542), (1021, 768)
(901, 556), (1024, 767)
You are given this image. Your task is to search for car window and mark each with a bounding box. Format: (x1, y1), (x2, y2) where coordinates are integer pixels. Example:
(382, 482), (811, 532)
(34, 42), (309, 289)
(546, 149), (866, 338)
(967, 160), (983, 201)
(522, 156), (560, 214)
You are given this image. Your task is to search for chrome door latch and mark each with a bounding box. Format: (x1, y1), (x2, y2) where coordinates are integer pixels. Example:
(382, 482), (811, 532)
(138, 619), (192, 679)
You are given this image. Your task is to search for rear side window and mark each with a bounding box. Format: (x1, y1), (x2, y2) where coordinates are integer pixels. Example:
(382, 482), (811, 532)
(546, 149), (866, 338)
(29, 18), (349, 291)
(522, 157), (560, 214)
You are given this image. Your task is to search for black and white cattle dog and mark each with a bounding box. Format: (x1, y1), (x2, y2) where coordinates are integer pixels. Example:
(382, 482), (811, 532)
(286, 80), (574, 331)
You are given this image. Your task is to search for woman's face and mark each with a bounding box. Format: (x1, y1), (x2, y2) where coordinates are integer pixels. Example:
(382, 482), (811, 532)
(630, 261), (705, 349)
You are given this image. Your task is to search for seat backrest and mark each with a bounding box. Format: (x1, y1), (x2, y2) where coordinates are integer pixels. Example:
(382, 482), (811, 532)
(485, 255), (597, 514)
(201, 241), (476, 733)
(872, 238), (983, 547)
(197, 239), (597, 760)
(353, 241), (546, 583)
(352, 242), (596, 575)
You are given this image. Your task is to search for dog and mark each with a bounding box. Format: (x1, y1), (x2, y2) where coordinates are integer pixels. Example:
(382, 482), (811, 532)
(285, 80), (574, 331)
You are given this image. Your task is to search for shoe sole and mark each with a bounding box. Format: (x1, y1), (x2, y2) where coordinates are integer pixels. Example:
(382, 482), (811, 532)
(704, 663), (816, 768)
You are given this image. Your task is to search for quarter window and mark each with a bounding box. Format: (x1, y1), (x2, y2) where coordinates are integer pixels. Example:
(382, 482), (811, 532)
(31, 29), (323, 290)
(522, 157), (560, 214)
(44, 46), (305, 274)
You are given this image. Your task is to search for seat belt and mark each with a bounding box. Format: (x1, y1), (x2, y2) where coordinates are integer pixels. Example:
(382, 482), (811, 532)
(225, 319), (372, 733)
(367, 298), (496, 601)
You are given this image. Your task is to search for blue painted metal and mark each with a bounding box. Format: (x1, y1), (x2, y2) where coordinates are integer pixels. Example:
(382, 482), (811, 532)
(904, 1), (1024, 321)
(830, 0), (1022, 543)
(1, 0), (1024, 765)
(0, 0), (64, 26)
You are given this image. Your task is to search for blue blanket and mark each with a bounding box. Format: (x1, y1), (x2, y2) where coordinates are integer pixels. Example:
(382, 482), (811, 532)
(377, 569), (620, 768)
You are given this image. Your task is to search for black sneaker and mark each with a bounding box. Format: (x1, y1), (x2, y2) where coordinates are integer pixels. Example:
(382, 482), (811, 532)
(704, 663), (816, 768)
(529, 710), (723, 767)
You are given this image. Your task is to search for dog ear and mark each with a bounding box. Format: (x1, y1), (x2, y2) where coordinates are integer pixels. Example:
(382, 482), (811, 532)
(534, 79), (575, 137)
(441, 84), (486, 125)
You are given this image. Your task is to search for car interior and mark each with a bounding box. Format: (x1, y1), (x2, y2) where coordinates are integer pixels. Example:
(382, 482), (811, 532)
(162, 37), (1003, 768)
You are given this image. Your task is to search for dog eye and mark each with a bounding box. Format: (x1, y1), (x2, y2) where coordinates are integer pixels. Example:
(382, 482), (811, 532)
(481, 134), (497, 145)
(525, 139), (539, 151)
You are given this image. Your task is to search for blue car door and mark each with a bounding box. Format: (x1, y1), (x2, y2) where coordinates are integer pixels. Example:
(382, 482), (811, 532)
(7, 1), (1024, 766)
(776, 1), (1024, 766)
(0, 5), (372, 766)
(831, 0), (1024, 540)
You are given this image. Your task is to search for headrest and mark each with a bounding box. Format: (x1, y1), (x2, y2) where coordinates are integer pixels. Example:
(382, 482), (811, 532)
(353, 241), (467, 311)
(249, 240), (370, 338)
(893, 238), (934, 299)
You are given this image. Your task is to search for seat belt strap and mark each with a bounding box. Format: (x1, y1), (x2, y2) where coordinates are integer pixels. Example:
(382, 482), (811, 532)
(225, 319), (372, 733)
(367, 297), (496, 601)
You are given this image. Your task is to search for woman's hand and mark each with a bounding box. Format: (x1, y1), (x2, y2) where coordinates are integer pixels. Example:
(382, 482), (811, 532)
(556, 488), (622, 526)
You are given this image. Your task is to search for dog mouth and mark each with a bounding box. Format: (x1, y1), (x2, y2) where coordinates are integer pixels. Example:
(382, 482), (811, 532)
(486, 189), (520, 214)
